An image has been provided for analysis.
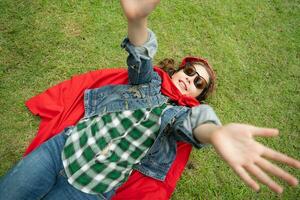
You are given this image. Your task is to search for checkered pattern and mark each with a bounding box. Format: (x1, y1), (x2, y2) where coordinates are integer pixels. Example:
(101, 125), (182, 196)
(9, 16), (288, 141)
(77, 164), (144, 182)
(62, 103), (167, 194)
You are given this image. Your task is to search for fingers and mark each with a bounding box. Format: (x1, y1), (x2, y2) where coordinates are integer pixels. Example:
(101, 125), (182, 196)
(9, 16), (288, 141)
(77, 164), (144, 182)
(245, 164), (283, 193)
(262, 146), (300, 169)
(233, 159), (299, 194)
(256, 158), (299, 186)
(232, 166), (260, 192)
(249, 126), (279, 137)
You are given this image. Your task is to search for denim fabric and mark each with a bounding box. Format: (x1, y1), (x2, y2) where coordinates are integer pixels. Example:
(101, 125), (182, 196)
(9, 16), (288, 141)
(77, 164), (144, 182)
(83, 30), (221, 181)
(0, 30), (221, 199)
(0, 128), (115, 200)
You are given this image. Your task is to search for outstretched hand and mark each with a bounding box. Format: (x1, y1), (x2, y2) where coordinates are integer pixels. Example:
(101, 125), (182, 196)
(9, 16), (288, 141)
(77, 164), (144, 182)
(211, 123), (300, 193)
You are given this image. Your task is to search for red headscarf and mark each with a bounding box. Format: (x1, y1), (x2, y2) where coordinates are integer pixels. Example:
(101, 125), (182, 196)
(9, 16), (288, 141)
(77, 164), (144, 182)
(180, 56), (211, 68)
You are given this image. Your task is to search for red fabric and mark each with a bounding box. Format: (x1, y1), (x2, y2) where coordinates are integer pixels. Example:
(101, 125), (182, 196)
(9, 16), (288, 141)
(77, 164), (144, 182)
(154, 67), (199, 107)
(25, 66), (198, 200)
(180, 56), (211, 68)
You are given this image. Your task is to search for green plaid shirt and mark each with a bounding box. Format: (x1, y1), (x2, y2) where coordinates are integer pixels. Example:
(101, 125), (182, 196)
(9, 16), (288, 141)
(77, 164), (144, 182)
(62, 103), (168, 194)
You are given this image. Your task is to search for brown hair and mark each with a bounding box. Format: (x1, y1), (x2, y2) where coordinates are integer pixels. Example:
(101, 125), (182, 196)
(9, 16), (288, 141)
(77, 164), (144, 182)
(158, 58), (216, 102)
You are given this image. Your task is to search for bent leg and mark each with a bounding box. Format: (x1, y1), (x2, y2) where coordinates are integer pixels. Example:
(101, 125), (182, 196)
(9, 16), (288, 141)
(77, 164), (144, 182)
(0, 133), (67, 200)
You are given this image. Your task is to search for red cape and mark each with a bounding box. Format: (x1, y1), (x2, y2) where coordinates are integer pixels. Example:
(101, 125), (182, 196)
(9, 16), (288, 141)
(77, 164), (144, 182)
(25, 68), (193, 199)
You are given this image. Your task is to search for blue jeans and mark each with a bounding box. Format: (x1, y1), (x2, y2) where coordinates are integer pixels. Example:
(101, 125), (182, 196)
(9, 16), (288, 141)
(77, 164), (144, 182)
(0, 130), (115, 200)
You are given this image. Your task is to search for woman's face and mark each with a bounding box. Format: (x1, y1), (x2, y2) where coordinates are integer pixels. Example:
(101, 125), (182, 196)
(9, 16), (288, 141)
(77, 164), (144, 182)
(171, 64), (210, 98)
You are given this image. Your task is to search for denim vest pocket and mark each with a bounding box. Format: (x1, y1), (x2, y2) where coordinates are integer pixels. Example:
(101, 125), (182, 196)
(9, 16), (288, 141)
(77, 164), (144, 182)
(84, 83), (168, 119)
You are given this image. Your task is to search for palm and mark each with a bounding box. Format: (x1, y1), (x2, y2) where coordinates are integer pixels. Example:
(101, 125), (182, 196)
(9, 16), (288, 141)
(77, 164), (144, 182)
(211, 123), (300, 193)
(214, 126), (263, 165)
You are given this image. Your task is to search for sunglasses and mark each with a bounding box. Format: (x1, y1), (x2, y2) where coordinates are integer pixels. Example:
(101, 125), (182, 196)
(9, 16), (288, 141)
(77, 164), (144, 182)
(183, 64), (208, 90)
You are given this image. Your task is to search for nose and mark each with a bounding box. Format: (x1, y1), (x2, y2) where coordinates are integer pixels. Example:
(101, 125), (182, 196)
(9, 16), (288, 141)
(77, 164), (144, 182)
(186, 74), (196, 84)
(185, 77), (191, 84)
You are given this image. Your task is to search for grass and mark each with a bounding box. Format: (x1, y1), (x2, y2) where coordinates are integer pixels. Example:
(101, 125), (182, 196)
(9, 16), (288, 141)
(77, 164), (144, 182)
(0, 0), (299, 199)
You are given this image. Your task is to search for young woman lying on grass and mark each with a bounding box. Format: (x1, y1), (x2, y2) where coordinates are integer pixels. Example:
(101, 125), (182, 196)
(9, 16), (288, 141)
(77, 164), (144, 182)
(0, 0), (299, 199)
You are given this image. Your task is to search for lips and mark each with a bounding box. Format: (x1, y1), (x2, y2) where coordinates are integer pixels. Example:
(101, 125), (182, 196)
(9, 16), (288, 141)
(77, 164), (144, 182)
(179, 80), (187, 91)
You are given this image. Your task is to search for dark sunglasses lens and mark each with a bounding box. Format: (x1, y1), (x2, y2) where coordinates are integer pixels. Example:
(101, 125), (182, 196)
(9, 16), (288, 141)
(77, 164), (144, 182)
(194, 77), (206, 89)
(184, 65), (208, 89)
(184, 66), (196, 76)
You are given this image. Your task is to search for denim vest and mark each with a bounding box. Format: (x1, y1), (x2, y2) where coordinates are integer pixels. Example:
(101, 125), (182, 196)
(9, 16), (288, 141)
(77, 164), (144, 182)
(81, 31), (221, 182)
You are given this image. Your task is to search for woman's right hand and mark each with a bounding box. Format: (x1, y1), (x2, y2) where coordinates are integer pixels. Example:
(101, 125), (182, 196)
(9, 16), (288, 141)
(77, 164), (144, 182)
(120, 0), (160, 46)
(120, 0), (160, 21)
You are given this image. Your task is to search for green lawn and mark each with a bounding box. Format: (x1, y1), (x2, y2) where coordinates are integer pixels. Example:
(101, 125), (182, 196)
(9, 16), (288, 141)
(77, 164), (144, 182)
(0, 0), (299, 199)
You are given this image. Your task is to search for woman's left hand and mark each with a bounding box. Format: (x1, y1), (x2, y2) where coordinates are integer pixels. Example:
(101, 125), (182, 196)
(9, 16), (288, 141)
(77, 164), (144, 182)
(211, 123), (300, 193)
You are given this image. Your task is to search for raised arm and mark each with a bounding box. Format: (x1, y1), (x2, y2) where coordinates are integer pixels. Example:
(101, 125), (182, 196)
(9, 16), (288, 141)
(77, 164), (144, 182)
(120, 0), (160, 46)
(120, 0), (160, 85)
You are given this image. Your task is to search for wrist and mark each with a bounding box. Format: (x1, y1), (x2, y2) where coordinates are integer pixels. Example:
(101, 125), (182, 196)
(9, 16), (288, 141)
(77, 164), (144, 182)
(193, 123), (221, 144)
(210, 126), (224, 145)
